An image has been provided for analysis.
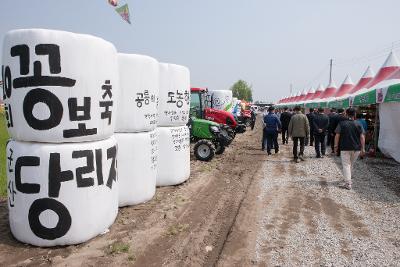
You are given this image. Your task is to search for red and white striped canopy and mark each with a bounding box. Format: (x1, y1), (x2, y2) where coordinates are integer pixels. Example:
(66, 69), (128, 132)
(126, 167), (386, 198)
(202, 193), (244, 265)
(311, 84), (325, 100)
(320, 80), (337, 99)
(334, 75), (354, 97)
(350, 66), (374, 94)
(365, 51), (400, 89)
(304, 87), (315, 100)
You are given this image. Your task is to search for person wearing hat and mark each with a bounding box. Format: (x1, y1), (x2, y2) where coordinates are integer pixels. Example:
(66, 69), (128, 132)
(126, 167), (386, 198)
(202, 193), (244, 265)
(263, 106), (281, 155)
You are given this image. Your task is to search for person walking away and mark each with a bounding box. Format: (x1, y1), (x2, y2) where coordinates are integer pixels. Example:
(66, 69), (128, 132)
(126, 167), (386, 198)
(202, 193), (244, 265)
(264, 106), (281, 155)
(334, 108), (365, 190)
(356, 113), (368, 132)
(335, 108), (347, 156)
(261, 108), (267, 150)
(250, 107), (256, 130)
(327, 108), (338, 153)
(279, 106), (292, 144)
(288, 106), (309, 163)
(312, 108), (329, 158)
(306, 108), (315, 146)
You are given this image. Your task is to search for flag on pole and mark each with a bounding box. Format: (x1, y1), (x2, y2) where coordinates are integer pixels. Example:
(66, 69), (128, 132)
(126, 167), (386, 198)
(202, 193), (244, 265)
(108, 0), (118, 7)
(115, 4), (131, 24)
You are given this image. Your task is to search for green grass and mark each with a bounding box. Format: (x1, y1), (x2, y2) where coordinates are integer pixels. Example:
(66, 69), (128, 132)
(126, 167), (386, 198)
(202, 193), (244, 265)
(105, 242), (130, 255)
(0, 111), (10, 197)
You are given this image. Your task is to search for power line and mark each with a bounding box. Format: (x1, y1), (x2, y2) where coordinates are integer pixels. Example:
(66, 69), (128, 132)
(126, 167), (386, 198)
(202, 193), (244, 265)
(333, 41), (400, 67)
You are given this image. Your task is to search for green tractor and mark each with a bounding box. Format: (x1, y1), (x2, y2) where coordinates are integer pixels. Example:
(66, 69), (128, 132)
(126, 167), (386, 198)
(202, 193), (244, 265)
(188, 117), (231, 161)
(188, 89), (232, 161)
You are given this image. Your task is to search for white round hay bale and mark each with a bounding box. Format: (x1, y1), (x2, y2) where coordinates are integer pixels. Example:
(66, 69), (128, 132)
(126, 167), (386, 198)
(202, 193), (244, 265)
(6, 137), (118, 246)
(115, 131), (158, 207)
(2, 29), (119, 143)
(156, 126), (190, 186)
(208, 90), (233, 111)
(157, 63), (190, 127)
(116, 54), (159, 133)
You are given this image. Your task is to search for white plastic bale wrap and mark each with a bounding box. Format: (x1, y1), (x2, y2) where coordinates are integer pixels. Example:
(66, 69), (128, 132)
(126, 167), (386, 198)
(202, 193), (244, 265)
(156, 126), (190, 186)
(116, 54), (159, 132)
(2, 29), (118, 143)
(378, 103), (400, 163)
(208, 90), (233, 111)
(6, 137), (118, 246)
(115, 131), (158, 207)
(157, 63), (190, 127)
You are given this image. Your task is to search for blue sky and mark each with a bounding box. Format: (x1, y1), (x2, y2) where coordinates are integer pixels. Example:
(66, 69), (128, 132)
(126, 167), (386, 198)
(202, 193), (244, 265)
(1, 0), (400, 102)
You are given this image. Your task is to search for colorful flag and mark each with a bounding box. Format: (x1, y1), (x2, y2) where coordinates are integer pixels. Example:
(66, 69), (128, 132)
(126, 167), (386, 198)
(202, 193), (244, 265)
(108, 0), (118, 7)
(115, 4), (131, 24)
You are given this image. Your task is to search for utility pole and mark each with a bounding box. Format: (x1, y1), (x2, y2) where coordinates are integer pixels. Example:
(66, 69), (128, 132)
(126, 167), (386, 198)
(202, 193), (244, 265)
(329, 59), (333, 84)
(290, 83), (293, 94)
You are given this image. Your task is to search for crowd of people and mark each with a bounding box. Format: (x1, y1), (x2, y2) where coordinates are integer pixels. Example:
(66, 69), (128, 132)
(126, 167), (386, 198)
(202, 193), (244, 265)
(261, 106), (365, 190)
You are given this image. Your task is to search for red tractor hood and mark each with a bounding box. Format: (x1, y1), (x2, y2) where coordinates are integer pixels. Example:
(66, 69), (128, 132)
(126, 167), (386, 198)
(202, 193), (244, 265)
(204, 107), (238, 128)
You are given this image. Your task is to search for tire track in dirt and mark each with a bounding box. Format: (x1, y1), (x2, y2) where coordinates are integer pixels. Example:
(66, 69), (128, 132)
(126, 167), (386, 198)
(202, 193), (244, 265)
(133, 121), (266, 267)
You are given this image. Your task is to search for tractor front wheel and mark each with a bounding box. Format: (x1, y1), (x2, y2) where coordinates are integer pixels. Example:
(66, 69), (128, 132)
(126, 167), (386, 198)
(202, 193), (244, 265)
(245, 118), (252, 127)
(214, 141), (226, 155)
(194, 140), (215, 161)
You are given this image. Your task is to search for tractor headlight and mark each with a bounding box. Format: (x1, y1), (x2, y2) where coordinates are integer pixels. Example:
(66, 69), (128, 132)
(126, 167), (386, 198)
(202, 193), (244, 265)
(209, 125), (220, 133)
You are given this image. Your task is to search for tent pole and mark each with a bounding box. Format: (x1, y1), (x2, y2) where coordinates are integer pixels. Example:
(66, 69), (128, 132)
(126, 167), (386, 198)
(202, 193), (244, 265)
(374, 103), (380, 157)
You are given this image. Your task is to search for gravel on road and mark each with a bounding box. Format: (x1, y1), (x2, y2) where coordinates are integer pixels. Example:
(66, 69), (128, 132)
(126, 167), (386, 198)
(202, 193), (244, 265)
(218, 142), (400, 266)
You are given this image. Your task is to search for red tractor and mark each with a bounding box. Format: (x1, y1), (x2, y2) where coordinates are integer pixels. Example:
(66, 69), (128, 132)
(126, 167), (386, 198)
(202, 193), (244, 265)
(190, 87), (246, 136)
(234, 100), (253, 127)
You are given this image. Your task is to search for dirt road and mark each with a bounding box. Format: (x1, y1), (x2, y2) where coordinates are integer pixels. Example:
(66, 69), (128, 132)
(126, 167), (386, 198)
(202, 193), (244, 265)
(0, 120), (265, 266)
(0, 117), (399, 266)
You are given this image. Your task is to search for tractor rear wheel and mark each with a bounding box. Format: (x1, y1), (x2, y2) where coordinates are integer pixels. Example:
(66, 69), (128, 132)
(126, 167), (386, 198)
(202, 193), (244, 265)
(194, 140), (215, 161)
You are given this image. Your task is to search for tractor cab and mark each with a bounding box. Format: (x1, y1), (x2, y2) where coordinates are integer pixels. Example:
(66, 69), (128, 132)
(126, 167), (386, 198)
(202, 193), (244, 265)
(190, 87), (208, 119)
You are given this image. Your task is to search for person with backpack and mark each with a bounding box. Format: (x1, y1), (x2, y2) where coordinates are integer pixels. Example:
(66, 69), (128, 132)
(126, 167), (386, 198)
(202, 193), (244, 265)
(288, 106), (309, 163)
(312, 108), (329, 158)
(334, 108), (366, 190)
(279, 106), (292, 144)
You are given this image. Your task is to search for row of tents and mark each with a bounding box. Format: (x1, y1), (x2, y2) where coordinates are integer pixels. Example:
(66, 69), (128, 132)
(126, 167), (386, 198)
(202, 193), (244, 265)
(275, 51), (400, 109)
(274, 51), (400, 163)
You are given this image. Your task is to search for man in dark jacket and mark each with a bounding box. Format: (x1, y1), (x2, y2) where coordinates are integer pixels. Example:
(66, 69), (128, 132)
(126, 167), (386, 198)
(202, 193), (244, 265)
(250, 107), (256, 130)
(327, 108), (338, 153)
(306, 108), (315, 146)
(312, 108), (329, 158)
(279, 107), (292, 144)
(334, 108), (347, 155)
(264, 106), (281, 155)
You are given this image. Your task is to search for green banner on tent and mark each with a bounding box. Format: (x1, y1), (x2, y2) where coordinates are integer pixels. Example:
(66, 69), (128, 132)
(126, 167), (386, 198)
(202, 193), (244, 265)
(352, 90), (376, 106)
(328, 98), (350, 108)
(384, 83), (400, 103)
(305, 102), (319, 108)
